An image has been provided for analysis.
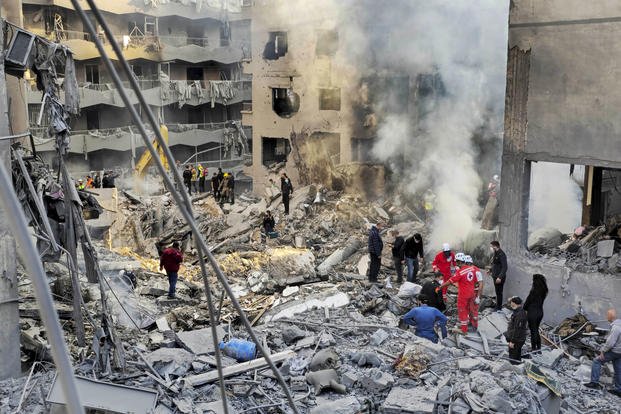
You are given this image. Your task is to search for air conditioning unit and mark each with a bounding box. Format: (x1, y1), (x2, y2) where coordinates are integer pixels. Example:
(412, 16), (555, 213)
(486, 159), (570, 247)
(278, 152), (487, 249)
(5, 28), (36, 67)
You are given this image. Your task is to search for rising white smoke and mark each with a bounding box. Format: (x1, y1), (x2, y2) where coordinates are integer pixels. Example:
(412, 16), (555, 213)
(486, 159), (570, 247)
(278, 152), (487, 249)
(269, 0), (510, 249)
(529, 162), (583, 233)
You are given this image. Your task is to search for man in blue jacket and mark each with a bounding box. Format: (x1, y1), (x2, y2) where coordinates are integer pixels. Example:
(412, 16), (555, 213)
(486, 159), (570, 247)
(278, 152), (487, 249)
(367, 222), (384, 283)
(402, 294), (448, 343)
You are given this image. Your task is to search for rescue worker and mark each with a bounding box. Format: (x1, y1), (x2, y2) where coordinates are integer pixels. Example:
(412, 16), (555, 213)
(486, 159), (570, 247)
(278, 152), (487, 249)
(436, 252), (483, 334)
(420, 272), (446, 312)
(463, 255), (484, 330)
(504, 296), (528, 364)
(489, 240), (508, 311)
(281, 173), (294, 215)
(367, 222), (384, 283)
(584, 309), (621, 397)
(402, 294), (448, 343)
(219, 173), (231, 205)
(403, 233), (424, 283)
(211, 172), (220, 200)
(388, 229), (405, 287)
(86, 175), (94, 189)
(182, 165), (192, 194)
(432, 243), (456, 301)
(76, 179), (85, 191)
(159, 241), (183, 299)
(198, 164), (206, 192)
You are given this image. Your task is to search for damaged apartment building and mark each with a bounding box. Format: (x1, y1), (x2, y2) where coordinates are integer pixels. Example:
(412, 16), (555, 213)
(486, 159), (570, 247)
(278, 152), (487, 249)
(500, 0), (621, 323)
(244, 1), (408, 197)
(21, 0), (252, 175)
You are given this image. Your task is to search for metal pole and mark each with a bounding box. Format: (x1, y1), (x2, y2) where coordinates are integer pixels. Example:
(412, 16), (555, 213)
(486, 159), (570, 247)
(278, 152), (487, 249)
(72, 2), (299, 411)
(0, 161), (84, 413)
(0, 11), (22, 381)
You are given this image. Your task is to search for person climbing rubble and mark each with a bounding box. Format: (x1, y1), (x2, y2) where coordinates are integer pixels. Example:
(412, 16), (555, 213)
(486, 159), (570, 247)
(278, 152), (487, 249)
(584, 309), (621, 397)
(403, 233), (424, 283)
(401, 294), (447, 343)
(262, 210), (276, 237)
(420, 272), (446, 312)
(159, 241), (183, 299)
(281, 172), (294, 215)
(489, 240), (508, 311)
(388, 229), (405, 288)
(367, 222), (384, 283)
(432, 243), (456, 300)
(436, 253), (482, 334)
(504, 296), (528, 364)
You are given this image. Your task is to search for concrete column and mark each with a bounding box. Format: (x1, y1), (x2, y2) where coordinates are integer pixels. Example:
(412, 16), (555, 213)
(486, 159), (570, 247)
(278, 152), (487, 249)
(1, 0), (28, 137)
(0, 11), (22, 380)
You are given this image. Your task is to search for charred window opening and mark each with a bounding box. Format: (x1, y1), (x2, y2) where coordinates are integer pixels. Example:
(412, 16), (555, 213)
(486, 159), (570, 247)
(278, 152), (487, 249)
(416, 72), (444, 118)
(85, 109), (100, 130)
(316, 30), (338, 56)
(318, 88), (341, 111)
(85, 64), (99, 84)
(263, 31), (288, 60)
(352, 138), (375, 162)
(272, 88), (300, 118)
(187, 67), (204, 81)
(262, 137), (290, 167)
(526, 162), (621, 270)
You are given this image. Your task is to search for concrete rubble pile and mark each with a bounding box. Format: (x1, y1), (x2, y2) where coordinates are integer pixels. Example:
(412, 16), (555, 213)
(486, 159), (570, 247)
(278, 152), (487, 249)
(527, 220), (621, 274)
(4, 183), (621, 413)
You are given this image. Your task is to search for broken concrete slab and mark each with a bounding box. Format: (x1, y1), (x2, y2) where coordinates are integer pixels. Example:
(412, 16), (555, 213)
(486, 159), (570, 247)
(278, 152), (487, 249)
(477, 312), (508, 339)
(360, 368), (394, 392)
(265, 291), (350, 322)
(528, 228), (564, 253)
(144, 348), (194, 377)
(317, 239), (362, 276)
(47, 375), (157, 414)
(311, 396), (361, 414)
(282, 285), (300, 297)
(596, 240), (615, 257)
(382, 385), (438, 413)
(533, 348), (565, 367)
(369, 329), (390, 346)
(175, 325), (225, 355)
(458, 357), (486, 372)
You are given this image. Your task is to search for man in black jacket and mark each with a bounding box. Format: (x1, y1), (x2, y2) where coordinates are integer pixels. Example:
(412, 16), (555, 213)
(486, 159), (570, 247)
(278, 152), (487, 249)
(489, 240), (508, 311)
(281, 173), (294, 215)
(182, 165), (192, 195)
(367, 222), (384, 283)
(504, 296), (528, 364)
(420, 273), (446, 312)
(389, 230), (405, 287)
(403, 233), (424, 283)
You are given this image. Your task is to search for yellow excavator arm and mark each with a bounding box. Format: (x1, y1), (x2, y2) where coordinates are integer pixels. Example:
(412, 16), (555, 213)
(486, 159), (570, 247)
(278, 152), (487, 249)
(135, 125), (170, 177)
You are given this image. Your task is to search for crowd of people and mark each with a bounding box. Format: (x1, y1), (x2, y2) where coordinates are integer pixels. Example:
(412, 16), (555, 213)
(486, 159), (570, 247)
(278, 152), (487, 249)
(179, 163), (237, 205)
(75, 171), (119, 190)
(368, 223), (620, 396)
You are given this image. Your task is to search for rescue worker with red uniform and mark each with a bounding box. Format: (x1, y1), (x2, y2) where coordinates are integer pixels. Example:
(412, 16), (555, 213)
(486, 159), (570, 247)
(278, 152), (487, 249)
(432, 243), (456, 300)
(437, 253), (484, 334)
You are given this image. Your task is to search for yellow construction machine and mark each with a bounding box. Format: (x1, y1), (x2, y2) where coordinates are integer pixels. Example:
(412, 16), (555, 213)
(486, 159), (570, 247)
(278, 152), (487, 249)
(134, 124), (170, 177)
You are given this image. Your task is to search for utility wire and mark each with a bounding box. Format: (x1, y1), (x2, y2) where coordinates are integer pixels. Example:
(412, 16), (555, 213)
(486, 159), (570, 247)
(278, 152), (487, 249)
(70, 1), (299, 412)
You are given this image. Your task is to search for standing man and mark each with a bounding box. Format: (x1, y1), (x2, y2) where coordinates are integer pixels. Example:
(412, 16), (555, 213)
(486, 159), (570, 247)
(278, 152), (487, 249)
(489, 240), (508, 311)
(198, 164), (206, 192)
(228, 172), (235, 204)
(403, 233), (424, 283)
(159, 241), (183, 299)
(584, 309), (621, 397)
(504, 296), (528, 364)
(182, 165), (192, 195)
(432, 243), (456, 301)
(211, 172), (220, 200)
(367, 222), (384, 283)
(436, 253), (483, 334)
(388, 230), (405, 288)
(402, 294), (448, 343)
(191, 165), (198, 193)
(281, 173), (294, 215)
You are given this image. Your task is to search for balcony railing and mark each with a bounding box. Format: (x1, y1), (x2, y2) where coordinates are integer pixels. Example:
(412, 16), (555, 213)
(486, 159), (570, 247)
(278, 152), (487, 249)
(31, 122), (245, 138)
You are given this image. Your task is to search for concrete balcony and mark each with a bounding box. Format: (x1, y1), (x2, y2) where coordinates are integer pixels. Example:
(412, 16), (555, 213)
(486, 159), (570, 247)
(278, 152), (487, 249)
(26, 80), (252, 109)
(37, 30), (250, 63)
(32, 122), (250, 154)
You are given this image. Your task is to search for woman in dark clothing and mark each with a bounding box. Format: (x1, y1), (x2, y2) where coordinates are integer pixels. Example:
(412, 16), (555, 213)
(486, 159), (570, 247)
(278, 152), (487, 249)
(523, 273), (548, 351)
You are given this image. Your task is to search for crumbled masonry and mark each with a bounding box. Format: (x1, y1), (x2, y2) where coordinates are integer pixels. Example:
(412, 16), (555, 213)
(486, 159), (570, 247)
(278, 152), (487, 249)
(5, 184), (620, 413)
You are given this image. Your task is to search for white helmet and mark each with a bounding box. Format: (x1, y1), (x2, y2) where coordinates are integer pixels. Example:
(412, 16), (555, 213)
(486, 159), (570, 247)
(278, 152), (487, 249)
(442, 243), (450, 252)
(464, 255), (473, 264)
(455, 252), (466, 262)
